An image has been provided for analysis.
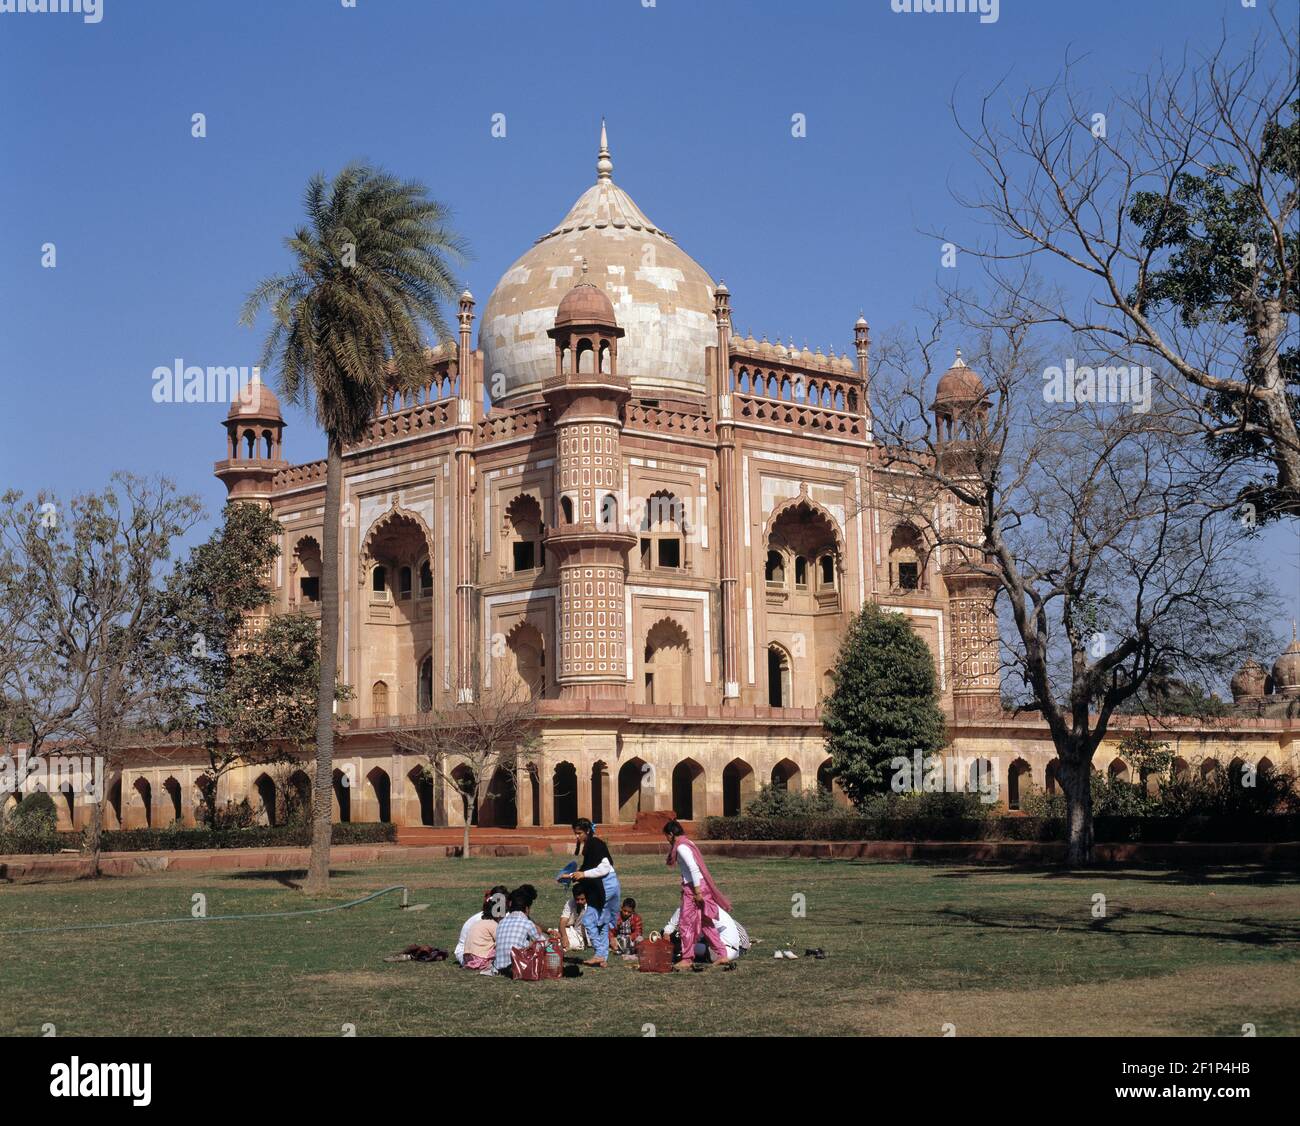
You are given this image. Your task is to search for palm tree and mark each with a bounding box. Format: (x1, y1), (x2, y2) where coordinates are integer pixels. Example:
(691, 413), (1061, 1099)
(241, 163), (468, 893)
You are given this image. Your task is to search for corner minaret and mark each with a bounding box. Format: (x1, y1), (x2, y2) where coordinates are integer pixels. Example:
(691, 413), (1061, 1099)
(542, 267), (638, 702)
(215, 375), (286, 505)
(932, 350), (1001, 720)
(715, 281), (741, 703)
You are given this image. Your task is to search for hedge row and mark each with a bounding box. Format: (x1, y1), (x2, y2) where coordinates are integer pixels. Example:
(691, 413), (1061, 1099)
(0, 822), (397, 855)
(701, 814), (1300, 843)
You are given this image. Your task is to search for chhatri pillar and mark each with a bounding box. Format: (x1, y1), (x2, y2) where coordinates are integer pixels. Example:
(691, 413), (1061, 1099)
(543, 268), (637, 702)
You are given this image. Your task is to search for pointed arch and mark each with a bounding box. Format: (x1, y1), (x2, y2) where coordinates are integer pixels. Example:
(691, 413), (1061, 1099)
(643, 616), (691, 705)
(762, 495), (846, 560)
(359, 503), (435, 570)
(671, 758), (706, 820)
(723, 758), (755, 816)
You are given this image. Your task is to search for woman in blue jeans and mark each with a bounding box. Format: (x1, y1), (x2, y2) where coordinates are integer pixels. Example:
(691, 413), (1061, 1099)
(565, 818), (620, 967)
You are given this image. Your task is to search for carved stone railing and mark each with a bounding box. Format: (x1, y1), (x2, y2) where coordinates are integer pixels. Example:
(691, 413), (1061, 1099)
(477, 404), (551, 445)
(624, 401), (715, 441)
(734, 393), (865, 439)
(272, 460), (327, 490)
(355, 398), (456, 446)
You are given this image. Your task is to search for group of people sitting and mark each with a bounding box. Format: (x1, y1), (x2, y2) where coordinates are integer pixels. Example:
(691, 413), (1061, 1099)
(452, 818), (750, 977)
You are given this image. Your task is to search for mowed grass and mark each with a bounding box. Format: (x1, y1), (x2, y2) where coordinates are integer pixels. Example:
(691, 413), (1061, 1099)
(1, 856), (1298, 1036)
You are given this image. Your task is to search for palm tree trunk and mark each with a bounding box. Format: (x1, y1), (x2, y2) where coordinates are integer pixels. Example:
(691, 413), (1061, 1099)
(305, 437), (343, 894)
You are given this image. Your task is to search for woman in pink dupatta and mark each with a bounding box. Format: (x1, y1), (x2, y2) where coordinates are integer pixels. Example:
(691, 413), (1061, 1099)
(664, 819), (731, 965)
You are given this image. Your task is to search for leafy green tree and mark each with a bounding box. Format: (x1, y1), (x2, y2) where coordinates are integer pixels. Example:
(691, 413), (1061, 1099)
(165, 502), (280, 821)
(822, 603), (947, 808)
(225, 611), (352, 781)
(166, 504), (350, 824)
(953, 30), (1298, 519)
(241, 164), (468, 892)
(1129, 102), (1299, 521)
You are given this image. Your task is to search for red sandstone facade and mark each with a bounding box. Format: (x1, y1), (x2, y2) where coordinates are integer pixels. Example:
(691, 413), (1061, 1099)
(25, 128), (1293, 834)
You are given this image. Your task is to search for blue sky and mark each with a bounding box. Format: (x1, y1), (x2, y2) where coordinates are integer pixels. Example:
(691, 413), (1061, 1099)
(1, 0), (1295, 637)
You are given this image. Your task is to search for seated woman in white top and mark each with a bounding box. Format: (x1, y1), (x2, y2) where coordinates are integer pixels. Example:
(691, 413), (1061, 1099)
(663, 905), (749, 962)
(455, 885), (508, 966)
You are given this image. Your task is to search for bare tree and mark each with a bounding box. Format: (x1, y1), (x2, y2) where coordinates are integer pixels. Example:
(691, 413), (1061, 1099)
(868, 285), (1277, 864)
(0, 476), (202, 874)
(390, 661), (541, 858)
(947, 17), (1298, 519)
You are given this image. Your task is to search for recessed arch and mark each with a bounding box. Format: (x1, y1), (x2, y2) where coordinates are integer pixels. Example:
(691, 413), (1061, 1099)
(771, 758), (800, 791)
(617, 757), (650, 822)
(332, 768), (351, 822)
(552, 761), (578, 825)
(723, 758), (755, 817)
(408, 766), (435, 827)
(671, 758), (705, 820)
(1007, 759), (1032, 810)
(360, 504), (436, 572)
(366, 766), (391, 823)
(767, 643), (792, 707)
(643, 617), (691, 705)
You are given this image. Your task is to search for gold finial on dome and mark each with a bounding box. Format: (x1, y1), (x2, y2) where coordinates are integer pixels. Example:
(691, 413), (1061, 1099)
(597, 119), (613, 181)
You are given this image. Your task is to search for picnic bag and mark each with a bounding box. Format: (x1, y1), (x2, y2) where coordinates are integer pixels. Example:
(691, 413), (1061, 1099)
(637, 932), (674, 973)
(510, 938), (563, 981)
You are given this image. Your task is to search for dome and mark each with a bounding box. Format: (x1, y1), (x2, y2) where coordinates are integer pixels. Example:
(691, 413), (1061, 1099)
(1230, 658), (1267, 702)
(227, 377), (282, 421)
(1272, 628), (1300, 696)
(554, 279), (617, 328)
(935, 350), (987, 404)
(480, 123), (717, 400)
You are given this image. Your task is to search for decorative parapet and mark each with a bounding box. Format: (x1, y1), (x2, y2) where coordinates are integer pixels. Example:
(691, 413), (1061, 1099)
(734, 393), (865, 439)
(272, 460), (327, 491)
(624, 400), (715, 441)
(477, 404), (552, 445)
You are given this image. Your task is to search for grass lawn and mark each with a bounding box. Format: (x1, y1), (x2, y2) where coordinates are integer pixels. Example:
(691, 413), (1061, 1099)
(2, 856), (1297, 1036)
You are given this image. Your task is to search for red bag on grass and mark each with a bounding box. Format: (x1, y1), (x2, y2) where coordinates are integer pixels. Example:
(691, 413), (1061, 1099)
(510, 938), (563, 981)
(637, 933), (674, 973)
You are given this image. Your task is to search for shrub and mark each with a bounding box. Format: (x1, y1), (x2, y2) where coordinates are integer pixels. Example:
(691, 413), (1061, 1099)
(8, 791), (59, 837)
(212, 798), (257, 830)
(743, 784), (847, 818)
(0, 820), (396, 855)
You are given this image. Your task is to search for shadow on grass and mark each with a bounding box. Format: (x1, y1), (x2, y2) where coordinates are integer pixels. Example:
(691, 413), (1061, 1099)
(852, 860), (1300, 887)
(923, 904), (1300, 947)
(222, 869), (360, 889)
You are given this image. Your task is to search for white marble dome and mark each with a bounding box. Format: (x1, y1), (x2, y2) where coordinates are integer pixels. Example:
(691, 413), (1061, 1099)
(480, 125), (717, 400)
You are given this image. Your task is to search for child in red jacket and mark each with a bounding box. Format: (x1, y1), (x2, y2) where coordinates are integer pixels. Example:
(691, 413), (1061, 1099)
(611, 897), (643, 955)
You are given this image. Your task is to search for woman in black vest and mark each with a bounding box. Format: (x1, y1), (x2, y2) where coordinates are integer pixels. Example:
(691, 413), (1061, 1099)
(565, 817), (620, 967)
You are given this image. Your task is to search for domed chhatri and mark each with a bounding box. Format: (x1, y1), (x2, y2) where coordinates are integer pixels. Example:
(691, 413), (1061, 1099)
(1230, 657), (1268, 702)
(553, 271), (618, 329)
(480, 122), (717, 400)
(934, 349), (988, 405)
(226, 375), (282, 420)
(1273, 625), (1300, 697)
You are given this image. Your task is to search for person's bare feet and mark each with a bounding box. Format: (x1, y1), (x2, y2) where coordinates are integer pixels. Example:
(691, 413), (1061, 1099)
(583, 957), (607, 967)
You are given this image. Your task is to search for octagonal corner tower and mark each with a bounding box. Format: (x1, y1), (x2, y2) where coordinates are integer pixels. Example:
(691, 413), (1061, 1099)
(480, 124), (717, 401)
